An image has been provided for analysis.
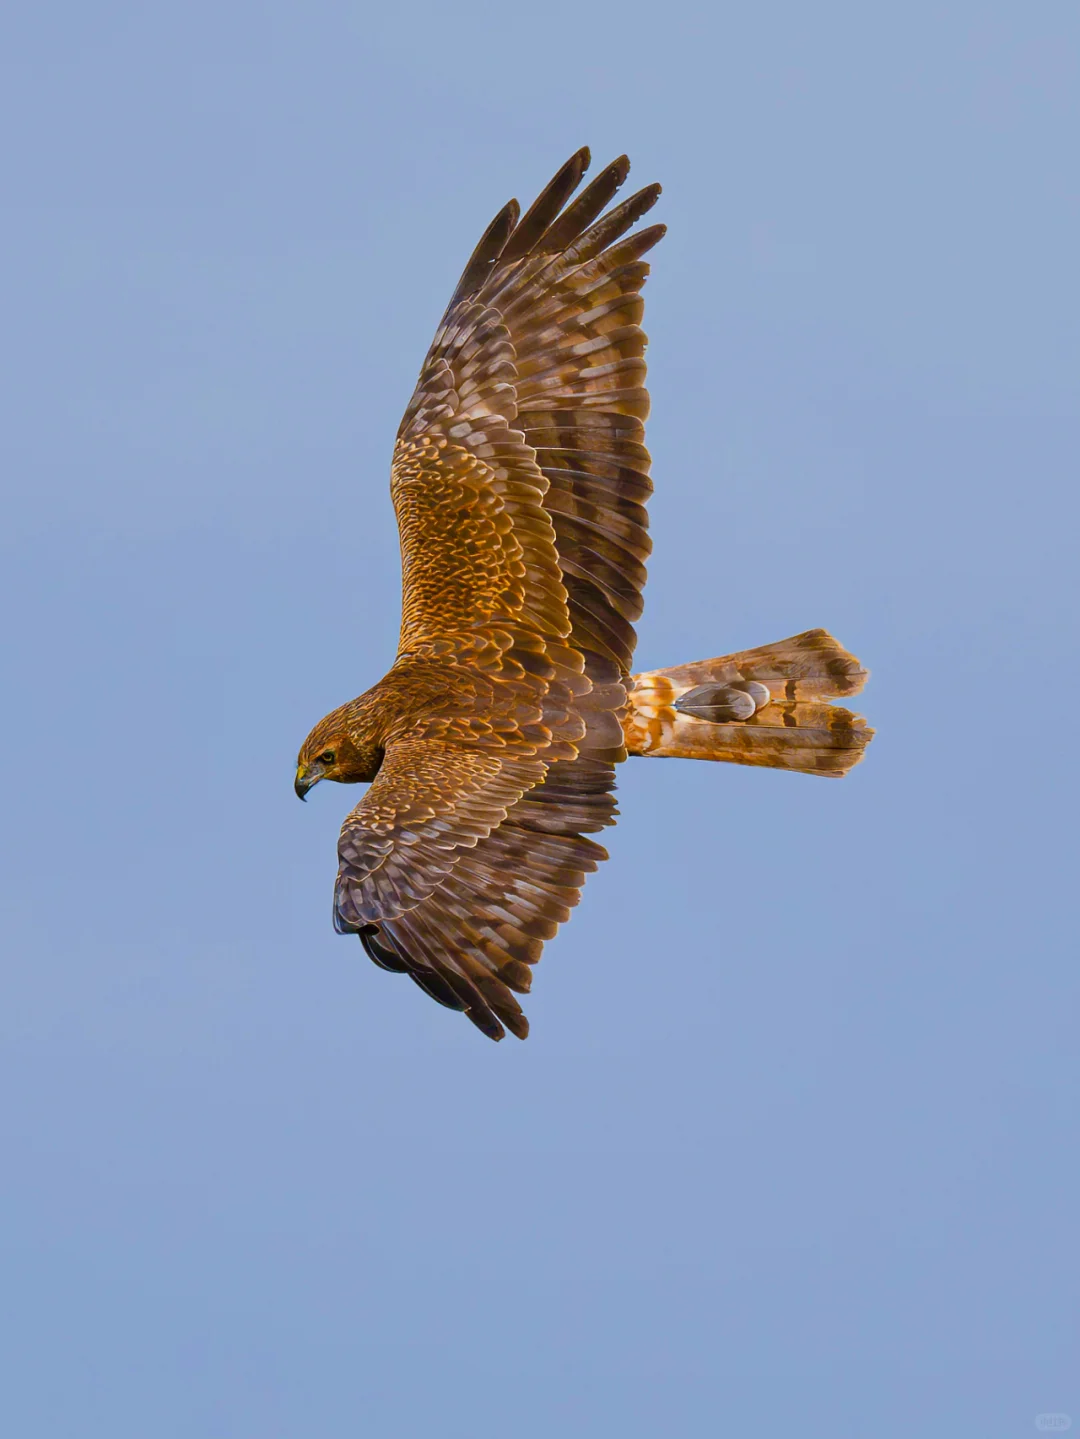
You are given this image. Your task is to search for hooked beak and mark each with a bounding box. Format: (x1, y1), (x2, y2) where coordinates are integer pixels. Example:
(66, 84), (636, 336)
(294, 761), (325, 801)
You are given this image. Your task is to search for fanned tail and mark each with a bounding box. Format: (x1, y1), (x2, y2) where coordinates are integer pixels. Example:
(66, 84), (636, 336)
(624, 629), (873, 778)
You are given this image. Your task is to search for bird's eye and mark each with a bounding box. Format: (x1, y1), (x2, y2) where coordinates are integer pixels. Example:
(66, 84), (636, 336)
(318, 751), (335, 765)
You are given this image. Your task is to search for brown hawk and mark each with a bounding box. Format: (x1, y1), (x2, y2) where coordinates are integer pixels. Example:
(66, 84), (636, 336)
(295, 148), (873, 1040)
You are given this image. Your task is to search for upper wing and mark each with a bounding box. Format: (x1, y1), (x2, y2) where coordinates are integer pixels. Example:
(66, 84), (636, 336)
(393, 147), (663, 701)
(333, 736), (606, 1041)
(338, 743), (615, 1041)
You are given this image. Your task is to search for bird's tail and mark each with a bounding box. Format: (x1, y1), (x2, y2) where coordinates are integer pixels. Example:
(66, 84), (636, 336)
(623, 629), (873, 777)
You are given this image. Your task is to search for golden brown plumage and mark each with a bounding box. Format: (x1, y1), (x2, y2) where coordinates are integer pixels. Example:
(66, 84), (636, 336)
(295, 149), (873, 1041)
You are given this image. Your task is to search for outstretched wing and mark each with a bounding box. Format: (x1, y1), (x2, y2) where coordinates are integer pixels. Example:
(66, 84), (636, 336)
(393, 145), (662, 699)
(336, 740), (612, 1041)
(367, 152), (664, 1038)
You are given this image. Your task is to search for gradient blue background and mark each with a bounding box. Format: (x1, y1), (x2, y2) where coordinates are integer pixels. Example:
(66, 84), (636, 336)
(2, 4), (1077, 1435)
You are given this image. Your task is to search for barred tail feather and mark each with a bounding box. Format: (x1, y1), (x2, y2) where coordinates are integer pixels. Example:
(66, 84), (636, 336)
(624, 629), (873, 778)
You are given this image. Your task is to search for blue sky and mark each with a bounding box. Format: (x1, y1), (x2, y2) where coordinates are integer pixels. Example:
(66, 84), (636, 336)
(2, 3), (1077, 1436)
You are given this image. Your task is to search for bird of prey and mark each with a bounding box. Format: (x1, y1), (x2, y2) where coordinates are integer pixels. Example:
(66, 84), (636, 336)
(295, 148), (873, 1041)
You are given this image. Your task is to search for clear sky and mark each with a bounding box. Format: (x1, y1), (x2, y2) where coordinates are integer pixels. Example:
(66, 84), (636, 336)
(2, 3), (1077, 1436)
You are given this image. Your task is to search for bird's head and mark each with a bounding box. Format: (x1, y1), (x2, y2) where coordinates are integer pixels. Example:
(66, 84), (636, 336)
(295, 709), (383, 799)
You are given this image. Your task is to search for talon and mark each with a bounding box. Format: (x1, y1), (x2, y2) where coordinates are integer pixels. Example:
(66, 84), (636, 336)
(730, 680), (772, 711)
(674, 683), (756, 722)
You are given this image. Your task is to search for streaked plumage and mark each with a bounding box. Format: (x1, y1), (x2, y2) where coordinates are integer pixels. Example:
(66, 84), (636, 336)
(295, 149), (873, 1041)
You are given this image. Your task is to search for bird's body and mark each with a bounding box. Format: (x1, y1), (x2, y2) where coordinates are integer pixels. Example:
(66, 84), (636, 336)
(296, 149), (873, 1040)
